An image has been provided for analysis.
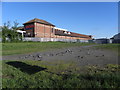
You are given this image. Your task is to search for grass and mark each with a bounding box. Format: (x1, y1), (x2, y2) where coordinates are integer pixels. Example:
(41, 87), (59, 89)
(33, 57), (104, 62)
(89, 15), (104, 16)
(2, 42), (94, 56)
(2, 60), (120, 88)
(2, 42), (120, 88)
(94, 44), (120, 55)
(94, 44), (120, 51)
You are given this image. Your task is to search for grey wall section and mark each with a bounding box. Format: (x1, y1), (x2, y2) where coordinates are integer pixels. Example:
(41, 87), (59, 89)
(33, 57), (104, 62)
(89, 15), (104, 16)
(0, 38), (2, 42)
(93, 39), (120, 44)
(23, 37), (120, 44)
(94, 39), (109, 44)
(109, 39), (120, 43)
(23, 37), (89, 42)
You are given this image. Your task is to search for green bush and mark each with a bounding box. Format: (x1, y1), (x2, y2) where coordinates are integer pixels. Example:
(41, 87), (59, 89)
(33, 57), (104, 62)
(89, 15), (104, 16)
(2, 21), (22, 43)
(2, 28), (22, 42)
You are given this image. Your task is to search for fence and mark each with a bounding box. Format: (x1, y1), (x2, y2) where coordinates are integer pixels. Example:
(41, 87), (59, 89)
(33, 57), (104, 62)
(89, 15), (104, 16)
(0, 38), (1, 42)
(23, 37), (89, 43)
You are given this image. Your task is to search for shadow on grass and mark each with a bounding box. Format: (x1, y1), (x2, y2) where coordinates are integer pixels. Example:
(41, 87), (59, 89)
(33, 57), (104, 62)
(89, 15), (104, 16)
(6, 61), (47, 75)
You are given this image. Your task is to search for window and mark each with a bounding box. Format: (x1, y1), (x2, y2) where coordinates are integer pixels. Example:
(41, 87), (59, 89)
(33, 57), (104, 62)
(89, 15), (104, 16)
(51, 28), (54, 33)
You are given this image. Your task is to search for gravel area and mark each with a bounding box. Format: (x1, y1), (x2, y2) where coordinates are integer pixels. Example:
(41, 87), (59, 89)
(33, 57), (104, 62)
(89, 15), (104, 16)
(2, 45), (118, 66)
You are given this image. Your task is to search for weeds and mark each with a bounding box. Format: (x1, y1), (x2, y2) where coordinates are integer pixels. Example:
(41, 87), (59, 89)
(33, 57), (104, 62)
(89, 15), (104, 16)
(2, 60), (120, 88)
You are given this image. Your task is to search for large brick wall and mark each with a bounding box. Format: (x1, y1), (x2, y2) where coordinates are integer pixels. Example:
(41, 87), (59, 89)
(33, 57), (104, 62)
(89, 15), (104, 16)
(34, 23), (54, 38)
(24, 22), (92, 40)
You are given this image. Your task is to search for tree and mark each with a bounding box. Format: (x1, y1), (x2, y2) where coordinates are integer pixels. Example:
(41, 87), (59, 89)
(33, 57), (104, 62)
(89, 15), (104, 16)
(12, 20), (19, 30)
(2, 21), (22, 42)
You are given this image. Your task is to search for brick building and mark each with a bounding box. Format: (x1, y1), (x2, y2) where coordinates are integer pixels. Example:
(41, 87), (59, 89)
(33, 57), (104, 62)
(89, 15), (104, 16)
(20, 18), (92, 42)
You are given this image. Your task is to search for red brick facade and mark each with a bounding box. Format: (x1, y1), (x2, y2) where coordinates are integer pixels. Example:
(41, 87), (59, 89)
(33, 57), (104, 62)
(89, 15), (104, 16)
(23, 18), (92, 40)
(34, 23), (55, 38)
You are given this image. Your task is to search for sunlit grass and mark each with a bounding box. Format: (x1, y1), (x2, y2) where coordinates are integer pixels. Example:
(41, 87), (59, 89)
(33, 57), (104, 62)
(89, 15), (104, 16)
(94, 44), (120, 55)
(2, 60), (120, 88)
(2, 42), (94, 55)
(94, 44), (119, 51)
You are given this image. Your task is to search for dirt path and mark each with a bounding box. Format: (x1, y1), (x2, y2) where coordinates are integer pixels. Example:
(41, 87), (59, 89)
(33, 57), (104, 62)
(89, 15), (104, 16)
(2, 45), (118, 66)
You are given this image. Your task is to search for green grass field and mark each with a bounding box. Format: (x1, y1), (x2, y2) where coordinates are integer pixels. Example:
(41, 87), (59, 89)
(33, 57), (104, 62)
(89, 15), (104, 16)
(2, 42), (120, 88)
(2, 42), (94, 56)
(94, 44), (119, 51)
(94, 44), (120, 55)
(2, 42), (120, 56)
(2, 60), (120, 88)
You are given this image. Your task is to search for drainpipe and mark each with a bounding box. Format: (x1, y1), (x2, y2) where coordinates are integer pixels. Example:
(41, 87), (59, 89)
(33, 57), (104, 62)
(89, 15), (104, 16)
(50, 26), (51, 41)
(34, 22), (36, 37)
(44, 24), (45, 38)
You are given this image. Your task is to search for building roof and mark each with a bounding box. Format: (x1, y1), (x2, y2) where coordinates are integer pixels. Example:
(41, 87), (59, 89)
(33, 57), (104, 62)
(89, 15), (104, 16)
(112, 33), (120, 39)
(55, 29), (92, 39)
(16, 30), (26, 33)
(70, 32), (92, 38)
(23, 18), (55, 26)
(17, 26), (24, 30)
(95, 38), (108, 40)
(54, 27), (68, 31)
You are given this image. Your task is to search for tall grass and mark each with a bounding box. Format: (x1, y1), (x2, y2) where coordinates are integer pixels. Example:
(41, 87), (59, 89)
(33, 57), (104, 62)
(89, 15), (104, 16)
(2, 60), (120, 88)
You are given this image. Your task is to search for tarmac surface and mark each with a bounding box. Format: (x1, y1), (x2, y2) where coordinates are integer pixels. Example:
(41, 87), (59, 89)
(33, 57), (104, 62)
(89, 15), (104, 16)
(2, 45), (118, 66)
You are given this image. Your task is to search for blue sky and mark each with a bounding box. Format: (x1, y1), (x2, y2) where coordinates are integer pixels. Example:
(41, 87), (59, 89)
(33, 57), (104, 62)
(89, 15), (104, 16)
(2, 2), (118, 39)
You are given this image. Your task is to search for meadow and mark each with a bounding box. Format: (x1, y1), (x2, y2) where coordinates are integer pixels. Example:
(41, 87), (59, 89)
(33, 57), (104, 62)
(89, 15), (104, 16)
(2, 60), (120, 88)
(94, 44), (120, 56)
(2, 42), (94, 55)
(94, 44), (119, 51)
(2, 42), (120, 88)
